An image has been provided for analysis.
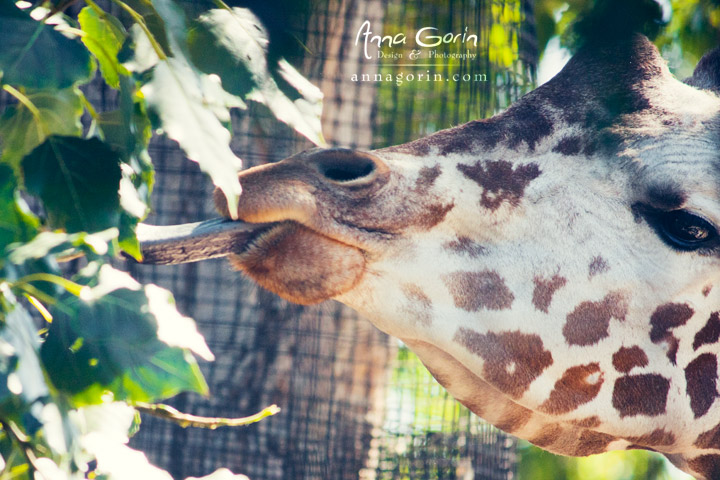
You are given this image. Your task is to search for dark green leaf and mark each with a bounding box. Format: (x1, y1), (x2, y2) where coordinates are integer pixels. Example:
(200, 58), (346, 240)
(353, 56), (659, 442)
(21, 136), (122, 233)
(0, 165), (38, 252)
(97, 76), (152, 163)
(0, 87), (83, 172)
(79, 6), (130, 89)
(0, 3), (92, 89)
(41, 267), (210, 406)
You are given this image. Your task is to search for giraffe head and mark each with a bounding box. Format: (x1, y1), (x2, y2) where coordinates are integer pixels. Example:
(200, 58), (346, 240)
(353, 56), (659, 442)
(215, 35), (720, 478)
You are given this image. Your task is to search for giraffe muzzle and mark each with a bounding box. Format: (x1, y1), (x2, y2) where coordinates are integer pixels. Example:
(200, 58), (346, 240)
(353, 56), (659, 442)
(206, 148), (392, 303)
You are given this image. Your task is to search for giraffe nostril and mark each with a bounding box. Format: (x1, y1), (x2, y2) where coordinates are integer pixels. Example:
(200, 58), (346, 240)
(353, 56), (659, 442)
(320, 161), (375, 182)
(308, 148), (381, 184)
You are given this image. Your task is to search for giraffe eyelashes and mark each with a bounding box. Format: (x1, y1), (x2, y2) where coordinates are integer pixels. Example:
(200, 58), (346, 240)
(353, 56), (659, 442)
(656, 210), (719, 251)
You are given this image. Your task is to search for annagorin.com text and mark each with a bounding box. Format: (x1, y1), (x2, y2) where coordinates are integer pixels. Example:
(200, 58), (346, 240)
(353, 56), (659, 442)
(350, 71), (488, 86)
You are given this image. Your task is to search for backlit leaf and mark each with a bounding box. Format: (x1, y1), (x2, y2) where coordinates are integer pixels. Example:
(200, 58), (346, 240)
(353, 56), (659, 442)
(79, 6), (130, 89)
(0, 88), (83, 172)
(188, 8), (325, 146)
(141, 57), (242, 216)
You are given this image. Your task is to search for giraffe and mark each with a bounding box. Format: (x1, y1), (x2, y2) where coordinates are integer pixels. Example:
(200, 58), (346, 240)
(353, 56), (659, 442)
(149, 33), (720, 478)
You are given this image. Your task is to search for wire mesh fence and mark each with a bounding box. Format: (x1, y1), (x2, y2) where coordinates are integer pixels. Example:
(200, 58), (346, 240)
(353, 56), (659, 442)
(2, 0), (536, 478)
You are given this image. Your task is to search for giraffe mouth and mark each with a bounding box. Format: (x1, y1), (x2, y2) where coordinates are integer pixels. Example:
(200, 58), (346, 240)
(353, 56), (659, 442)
(227, 219), (368, 305)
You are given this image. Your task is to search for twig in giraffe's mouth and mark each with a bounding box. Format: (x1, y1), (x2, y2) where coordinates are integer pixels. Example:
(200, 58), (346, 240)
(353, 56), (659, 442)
(132, 218), (279, 265)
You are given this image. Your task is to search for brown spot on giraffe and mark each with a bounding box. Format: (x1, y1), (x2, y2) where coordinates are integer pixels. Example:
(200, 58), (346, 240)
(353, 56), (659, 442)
(663, 337), (680, 367)
(444, 237), (487, 257)
(494, 401), (532, 433)
(650, 303), (695, 339)
(457, 160), (541, 211)
(612, 373), (670, 417)
(532, 274), (567, 313)
(625, 429), (676, 448)
(443, 270), (514, 312)
(540, 363), (604, 414)
(685, 353), (719, 418)
(703, 284), (713, 297)
(650, 303), (694, 364)
(693, 312), (720, 351)
(563, 292), (628, 346)
(400, 283), (433, 327)
(588, 256), (610, 277)
(552, 136), (583, 156)
(528, 424), (564, 448)
(414, 202), (456, 230)
(453, 328), (553, 398)
(612, 346), (649, 373)
(689, 455), (720, 480)
(571, 416), (601, 429)
(573, 431), (616, 456)
(695, 422), (720, 449)
(414, 165), (442, 191)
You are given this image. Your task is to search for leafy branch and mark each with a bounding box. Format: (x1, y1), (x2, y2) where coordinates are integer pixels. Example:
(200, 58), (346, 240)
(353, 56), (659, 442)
(0, 0), (326, 479)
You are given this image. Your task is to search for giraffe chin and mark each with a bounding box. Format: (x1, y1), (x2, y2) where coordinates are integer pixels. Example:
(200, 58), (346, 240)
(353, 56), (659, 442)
(228, 221), (367, 305)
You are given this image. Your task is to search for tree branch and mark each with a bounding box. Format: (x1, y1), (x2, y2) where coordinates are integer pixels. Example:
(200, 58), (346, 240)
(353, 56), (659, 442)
(134, 402), (281, 429)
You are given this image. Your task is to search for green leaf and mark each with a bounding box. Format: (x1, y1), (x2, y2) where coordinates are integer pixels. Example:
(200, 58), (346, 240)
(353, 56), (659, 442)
(0, 291), (50, 433)
(0, 87), (83, 171)
(0, 165), (38, 252)
(7, 231), (115, 267)
(0, 3), (92, 89)
(40, 266), (210, 406)
(21, 136), (122, 233)
(79, 6), (130, 89)
(121, 3), (244, 216)
(123, 0), (174, 57)
(97, 76), (152, 163)
(97, 77), (154, 260)
(188, 8), (325, 146)
(141, 57), (243, 216)
(4, 230), (115, 301)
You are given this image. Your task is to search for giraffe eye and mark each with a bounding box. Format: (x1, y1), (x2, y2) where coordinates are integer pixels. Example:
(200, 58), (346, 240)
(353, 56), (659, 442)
(659, 211), (718, 250)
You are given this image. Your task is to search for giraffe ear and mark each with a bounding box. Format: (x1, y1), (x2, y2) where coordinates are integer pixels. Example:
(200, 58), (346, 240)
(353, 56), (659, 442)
(684, 47), (720, 93)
